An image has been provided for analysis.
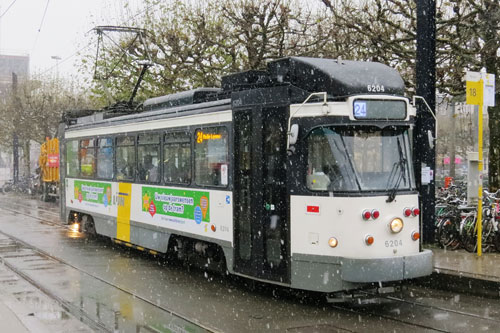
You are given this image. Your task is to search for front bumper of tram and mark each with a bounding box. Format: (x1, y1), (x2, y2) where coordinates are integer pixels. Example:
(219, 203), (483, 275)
(339, 248), (433, 283)
(289, 194), (433, 293)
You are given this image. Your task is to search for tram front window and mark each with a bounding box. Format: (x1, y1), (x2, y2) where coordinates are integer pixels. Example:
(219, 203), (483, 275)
(306, 127), (414, 192)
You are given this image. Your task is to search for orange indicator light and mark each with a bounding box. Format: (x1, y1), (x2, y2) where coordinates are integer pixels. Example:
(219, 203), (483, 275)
(328, 237), (338, 248)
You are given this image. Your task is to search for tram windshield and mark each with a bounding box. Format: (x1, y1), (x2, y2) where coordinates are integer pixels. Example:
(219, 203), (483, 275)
(306, 126), (415, 192)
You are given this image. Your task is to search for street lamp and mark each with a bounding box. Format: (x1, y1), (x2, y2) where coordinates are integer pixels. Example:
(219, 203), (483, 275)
(51, 55), (61, 79)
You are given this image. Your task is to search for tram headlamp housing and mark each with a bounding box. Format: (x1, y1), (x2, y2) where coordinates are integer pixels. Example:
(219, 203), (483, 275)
(389, 218), (404, 233)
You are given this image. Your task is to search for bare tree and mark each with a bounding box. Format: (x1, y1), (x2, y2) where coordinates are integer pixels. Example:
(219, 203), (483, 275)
(0, 75), (96, 175)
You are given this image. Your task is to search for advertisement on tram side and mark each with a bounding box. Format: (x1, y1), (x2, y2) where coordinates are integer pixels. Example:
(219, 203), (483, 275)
(74, 180), (112, 207)
(141, 186), (210, 224)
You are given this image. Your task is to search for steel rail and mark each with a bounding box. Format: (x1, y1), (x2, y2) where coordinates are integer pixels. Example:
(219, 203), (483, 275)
(0, 206), (217, 333)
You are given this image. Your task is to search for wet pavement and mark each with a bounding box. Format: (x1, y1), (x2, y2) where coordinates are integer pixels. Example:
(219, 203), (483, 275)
(0, 246), (93, 333)
(433, 247), (500, 283)
(0, 194), (500, 332)
(0, 234), (209, 332)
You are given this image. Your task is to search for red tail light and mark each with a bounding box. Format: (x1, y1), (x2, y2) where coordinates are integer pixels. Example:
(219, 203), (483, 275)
(362, 210), (372, 220)
(412, 207), (420, 216)
(403, 208), (412, 217)
(371, 209), (380, 219)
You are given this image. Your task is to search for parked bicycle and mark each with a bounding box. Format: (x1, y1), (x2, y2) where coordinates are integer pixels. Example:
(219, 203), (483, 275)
(459, 189), (500, 253)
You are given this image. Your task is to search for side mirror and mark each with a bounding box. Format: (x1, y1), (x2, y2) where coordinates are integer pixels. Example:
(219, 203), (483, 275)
(427, 130), (435, 149)
(289, 124), (299, 145)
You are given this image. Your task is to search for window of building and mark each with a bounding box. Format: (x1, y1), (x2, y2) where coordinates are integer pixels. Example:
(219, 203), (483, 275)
(97, 137), (114, 179)
(138, 133), (160, 183)
(164, 132), (191, 184)
(80, 139), (96, 177)
(116, 136), (136, 181)
(66, 140), (79, 177)
(195, 127), (228, 187)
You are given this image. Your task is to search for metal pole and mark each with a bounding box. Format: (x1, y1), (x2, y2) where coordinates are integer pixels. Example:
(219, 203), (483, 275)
(415, 0), (436, 243)
(12, 133), (18, 183)
(449, 101), (456, 178)
(11, 72), (19, 184)
(477, 89), (484, 256)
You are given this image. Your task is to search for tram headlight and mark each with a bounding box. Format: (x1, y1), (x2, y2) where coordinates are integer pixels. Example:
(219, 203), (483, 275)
(389, 218), (404, 233)
(328, 237), (338, 248)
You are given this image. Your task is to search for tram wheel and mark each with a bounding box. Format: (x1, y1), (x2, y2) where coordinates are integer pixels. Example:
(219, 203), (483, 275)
(82, 215), (97, 237)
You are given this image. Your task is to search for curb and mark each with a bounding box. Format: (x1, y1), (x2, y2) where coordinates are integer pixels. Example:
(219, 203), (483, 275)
(413, 271), (500, 299)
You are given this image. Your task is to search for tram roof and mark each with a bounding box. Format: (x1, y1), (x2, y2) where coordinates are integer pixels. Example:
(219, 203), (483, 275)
(140, 57), (405, 111)
(265, 57), (405, 97)
(143, 88), (222, 112)
(65, 57), (405, 127)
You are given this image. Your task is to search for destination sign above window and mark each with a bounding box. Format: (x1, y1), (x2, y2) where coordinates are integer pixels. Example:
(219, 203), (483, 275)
(353, 99), (406, 120)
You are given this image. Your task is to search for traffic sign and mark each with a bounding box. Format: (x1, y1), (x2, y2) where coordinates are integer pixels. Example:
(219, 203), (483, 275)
(484, 73), (496, 107)
(465, 71), (496, 106)
(466, 79), (483, 105)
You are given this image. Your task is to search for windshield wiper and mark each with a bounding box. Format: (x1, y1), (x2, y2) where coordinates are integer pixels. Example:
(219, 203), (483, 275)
(386, 137), (407, 203)
(325, 132), (362, 191)
(338, 135), (362, 191)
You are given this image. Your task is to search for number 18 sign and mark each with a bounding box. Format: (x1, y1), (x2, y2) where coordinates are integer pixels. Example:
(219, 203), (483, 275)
(466, 71), (495, 107)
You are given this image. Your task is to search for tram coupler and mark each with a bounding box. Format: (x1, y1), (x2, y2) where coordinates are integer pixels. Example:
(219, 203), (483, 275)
(325, 290), (369, 303)
(374, 281), (404, 295)
(326, 283), (403, 303)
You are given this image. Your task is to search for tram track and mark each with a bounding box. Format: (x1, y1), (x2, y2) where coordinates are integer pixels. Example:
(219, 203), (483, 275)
(380, 292), (500, 323)
(0, 196), (499, 332)
(0, 239), (110, 332)
(329, 303), (450, 332)
(327, 288), (500, 332)
(0, 193), (59, 212)
(0, 203), (216, 333)
(0, 199), (61, 225)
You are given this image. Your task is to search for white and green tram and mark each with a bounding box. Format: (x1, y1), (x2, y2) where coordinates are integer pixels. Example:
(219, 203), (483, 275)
(60, 57), (432, 295)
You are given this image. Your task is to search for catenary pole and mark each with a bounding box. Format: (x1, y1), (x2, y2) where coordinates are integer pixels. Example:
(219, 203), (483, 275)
(415, 0), (436, 243)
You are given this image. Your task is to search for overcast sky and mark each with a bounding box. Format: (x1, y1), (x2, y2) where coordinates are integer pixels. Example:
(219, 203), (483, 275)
(0, 0), (144, 78)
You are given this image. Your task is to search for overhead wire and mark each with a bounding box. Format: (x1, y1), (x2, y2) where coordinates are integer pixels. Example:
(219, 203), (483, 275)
(0, 0), (18, 19)
(37, 0), (161, 78)
(37, 0), (50, 32)
(35, 41), (94, 78)
(31, 0), (51, 54)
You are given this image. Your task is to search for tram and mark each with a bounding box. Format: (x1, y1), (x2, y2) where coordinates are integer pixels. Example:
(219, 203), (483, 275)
(60, 57), (432, 294)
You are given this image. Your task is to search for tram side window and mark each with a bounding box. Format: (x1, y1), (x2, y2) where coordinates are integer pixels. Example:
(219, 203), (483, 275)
(164, 132), (191, 184)
(138, 133), (160, 183)
(195, 127), (228, 187)
(116, 136), (136, 181)
(66, 140), (79, 177)
(97, 137), (114, 179)
(80, 139), (96, 177)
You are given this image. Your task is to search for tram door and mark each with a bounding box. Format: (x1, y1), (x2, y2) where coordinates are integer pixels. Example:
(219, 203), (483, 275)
(233, 107), (289, 283)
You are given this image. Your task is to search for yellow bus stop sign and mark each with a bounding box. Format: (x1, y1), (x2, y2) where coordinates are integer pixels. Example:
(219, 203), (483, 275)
(466, 79), (483, 106)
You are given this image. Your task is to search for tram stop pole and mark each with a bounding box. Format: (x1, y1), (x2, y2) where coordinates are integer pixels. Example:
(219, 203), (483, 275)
(466, 71), (496, 256)
(415, 0), (436, 244)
